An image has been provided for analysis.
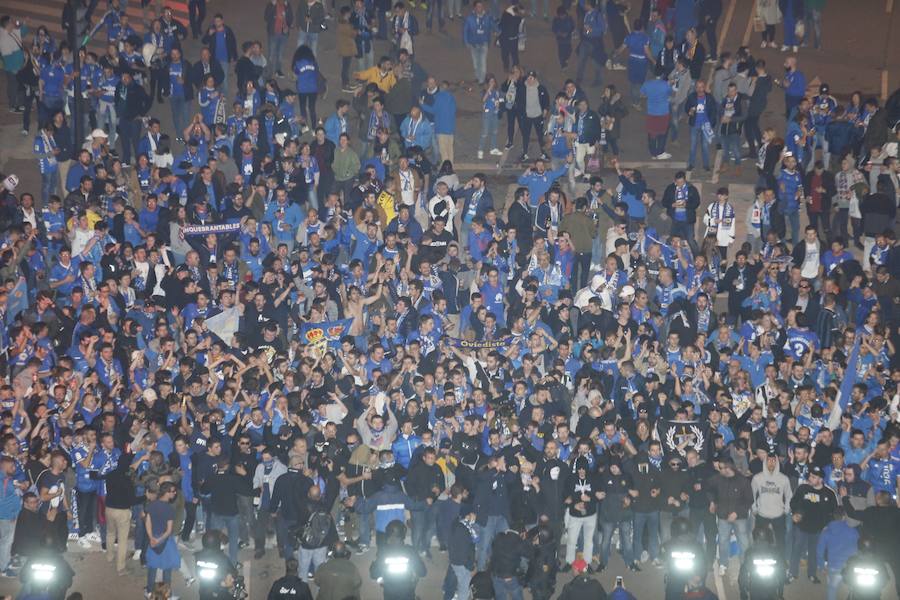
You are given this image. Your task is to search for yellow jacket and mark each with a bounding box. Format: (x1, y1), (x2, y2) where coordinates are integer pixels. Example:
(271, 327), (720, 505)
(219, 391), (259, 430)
(355, 67), (396, 93)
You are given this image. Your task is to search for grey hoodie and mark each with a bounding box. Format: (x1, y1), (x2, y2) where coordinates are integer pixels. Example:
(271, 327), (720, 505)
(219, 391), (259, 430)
(751, 461), (791, 519)
(668, 66), (692, 108)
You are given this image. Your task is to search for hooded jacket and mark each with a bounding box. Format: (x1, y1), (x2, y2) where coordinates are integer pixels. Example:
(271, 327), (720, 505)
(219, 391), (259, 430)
(751, 460), (791, 519)
(816, 518), (859, 573)
(707, 471), (753, 519)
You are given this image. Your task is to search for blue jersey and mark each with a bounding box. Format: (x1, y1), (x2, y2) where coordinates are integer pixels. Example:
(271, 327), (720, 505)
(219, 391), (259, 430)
(783, 327), (819, 360)
(33, 133), (58, 174)
(863, 457), (899, 496)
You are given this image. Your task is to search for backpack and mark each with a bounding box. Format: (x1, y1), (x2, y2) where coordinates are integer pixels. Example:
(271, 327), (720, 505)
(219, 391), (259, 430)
(301, 511), (332, 548)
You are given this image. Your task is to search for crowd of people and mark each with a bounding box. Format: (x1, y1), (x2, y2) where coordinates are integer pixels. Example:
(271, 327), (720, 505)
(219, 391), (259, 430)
(0, 0), (899, 599)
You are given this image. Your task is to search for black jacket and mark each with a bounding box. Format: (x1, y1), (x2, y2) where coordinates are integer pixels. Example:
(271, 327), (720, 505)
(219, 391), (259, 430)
(679, 40), (706, 80)
(558, 575), (608, 600)
(802, 169), (837, 214)
(268, 469), (314, 522)
(114, 81), (152, 121)
(498, 10), (523, 41)
(842, 498), (900, 553)
(630, 458), (663, 513)
(202, 470), (252, 516)
(405, 461), (443, 502)
(266, 575), (313, 600)
(190, 59), (226, 89)
(162, 59), (195, 100)
(508, 199), (534, 253)
(235, 56), (263, 94)
(264, 1), (296, 35)
(790, 484), (837, 533)
(448, 519), (476, 569)
(685, 91), (719, 127)
(718, 93), (748, 136)
(490, 530), (531, 579)
(202, 26), (238, 63)
(662, 181), (702, 223)
(97, 452), (136, 509)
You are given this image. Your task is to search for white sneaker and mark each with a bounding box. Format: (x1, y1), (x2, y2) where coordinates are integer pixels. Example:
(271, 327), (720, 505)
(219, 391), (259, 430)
(718, 564), (727, 577)
(780, 44), (789, 51)
(792, 46), (798, 52)
(67, 533), (79, 541)
(651, 154), (661, 160)
(477, 150), (484, 159)
(77, 537), (93, 549)
(657, 152), (672, 159)
(490, 148), (503, 156)
(86, 532), (101, 542)
(761, 41), (767, 48)
(132, 550), (141, 560)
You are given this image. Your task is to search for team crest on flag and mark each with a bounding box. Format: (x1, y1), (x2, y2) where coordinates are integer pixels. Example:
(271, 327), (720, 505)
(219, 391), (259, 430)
(662, 420), (707, 457)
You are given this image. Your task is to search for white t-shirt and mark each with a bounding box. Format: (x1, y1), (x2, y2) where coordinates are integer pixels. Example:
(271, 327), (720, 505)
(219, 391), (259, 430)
(801, 241), (819, 279)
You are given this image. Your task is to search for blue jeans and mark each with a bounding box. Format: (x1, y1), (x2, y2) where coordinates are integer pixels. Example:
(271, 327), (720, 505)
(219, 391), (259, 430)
(452, 563), (473, 600)
(40, 169), (59, 205)
(479, 111), (499, 152)
(426, 0), (445, 29)
(354, 499), (371, 545)
(669, 103), (683, 141)
(804, 9), (822, 49)
(632, 511), (659, 561)
(688, 126), (710, 170)
(671, 219), (697, 252)
(530, 0), (549, 17)
(297, 31), (319, 56)
(789, 528), (819, 577)
(492, 575), (524, 600)
(210, 513), (240, 565)
(0, 519), (15, 571)
(297, 545), (327, 581)
(576, 38), (604, 85)
(169, 96), (188, 140)
(826, 568), (842, 600)
(146, 566), (172, 593)
(469, 44), (488, 84)
(716, 517), (750, 564)
(722, 133), (742, 165)
(477, 515), (508, 570)
(410, 501), (436, 554)
(268, 33), (289, 75)
(600, 520), (634, 566)
(784, 210), (801, 244)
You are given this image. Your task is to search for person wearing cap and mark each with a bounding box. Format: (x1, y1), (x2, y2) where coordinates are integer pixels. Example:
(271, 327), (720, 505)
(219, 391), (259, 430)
(787, 464), (838, 583)
(810, 83), (836, 167)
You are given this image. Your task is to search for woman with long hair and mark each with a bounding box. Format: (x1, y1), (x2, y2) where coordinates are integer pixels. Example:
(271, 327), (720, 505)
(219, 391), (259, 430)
(499, 65), (524, 151)
(292, 44), (320, 126)
(478, 74), (502, 159)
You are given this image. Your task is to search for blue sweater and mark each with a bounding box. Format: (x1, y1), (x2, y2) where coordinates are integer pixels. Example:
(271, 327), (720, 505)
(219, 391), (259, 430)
(816, 519), (858, 572)
(777, 168), (803, 213)
(421, 91), (457, 135)
(463, 12), (494, 46)
(518, 165), (568, 207)
(0, 477), (22, 521)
